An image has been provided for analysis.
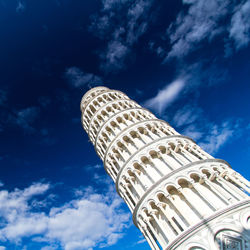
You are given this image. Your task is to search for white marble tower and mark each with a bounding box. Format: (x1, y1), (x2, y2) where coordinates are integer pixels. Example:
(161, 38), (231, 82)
(80, 86), (250, 250)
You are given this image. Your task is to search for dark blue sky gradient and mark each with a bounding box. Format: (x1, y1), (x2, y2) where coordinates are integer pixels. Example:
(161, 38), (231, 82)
(0, 0), (250, 249)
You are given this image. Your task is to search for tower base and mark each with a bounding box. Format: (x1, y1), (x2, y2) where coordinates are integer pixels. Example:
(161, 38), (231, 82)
(167, 200), (250, 250)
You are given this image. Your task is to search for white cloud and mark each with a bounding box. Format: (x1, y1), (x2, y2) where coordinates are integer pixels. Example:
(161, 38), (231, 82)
(199, 122), (235, 154)
(229, 0), (250, 50)
(165, 0), (230, 60)
(102, 0), (129, 10)
(90, 0), (155, 72)
(136, 235), (147, 244)
(83, 164), (103, 173)
(126, 0), (152, 45)
(170, 103), (241, 154)
(171, 104), (205, 141)
(144, 79), (185, 114)
(65, 67), (102, 88)
(101, 41), (130, 72)
(160, 0), (250, 61)
(168, 60), (228, 95)
(0, 183), (130, 250)
(0, 183), (49, 237)
(21, 183), (50, 198)
(41, 246), (57, 250)
(183, 119), (238, 154)
(183, 124), (203, 141)
(137, 238), (146, 244)
(47, 194), (128, 249)
(172, 105), (203, 128)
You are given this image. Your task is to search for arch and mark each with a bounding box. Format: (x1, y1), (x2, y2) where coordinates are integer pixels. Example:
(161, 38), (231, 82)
(133, 162), (142, 170)
(123, 135), (130, 143)
(110, 120), (117, 128)
(158, 145), (167, 154)
(117, 141), (124, 149)
(190, 173), (202, 182)
(141, 156), (150, 164)
(177, 178), (191, 188)
(138, 127), (145, 134)
(123, 113), (129, 120)
(148, 199), (158, 209)
(149, 150), (159, 159)
(201, 169), (212, 178)
(188, 246), (206, 250)
(130, 130), (138, 138)
(116, 116), (123, 123)
(156, 191), (166, 202)
(166, 184), (179, 195)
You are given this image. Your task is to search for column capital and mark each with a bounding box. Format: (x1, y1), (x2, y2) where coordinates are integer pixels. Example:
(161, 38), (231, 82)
(188, 179), (195, 188)
(148, 208), (158, 216)
(209, 172), (217, 181)
(177, 185), (183, 193)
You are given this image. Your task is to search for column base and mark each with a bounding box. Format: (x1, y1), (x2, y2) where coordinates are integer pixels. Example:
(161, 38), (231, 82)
(165, 199), (250, 250)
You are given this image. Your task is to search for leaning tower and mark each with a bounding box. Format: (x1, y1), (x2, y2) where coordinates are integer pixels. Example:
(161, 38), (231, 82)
(80, 86), (250, 250)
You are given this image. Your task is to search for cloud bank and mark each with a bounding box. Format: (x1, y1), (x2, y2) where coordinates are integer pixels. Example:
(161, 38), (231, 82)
(0, 183), (130, 250)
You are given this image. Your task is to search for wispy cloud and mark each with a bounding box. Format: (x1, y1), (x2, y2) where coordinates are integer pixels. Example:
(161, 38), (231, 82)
(136, 235), (147, 244)
(101, 41), (130, 72)
(38, 96), (51, 108)
(39, 128), (56, 146)
(65, 67), (102, 88)
(199, 121), (236, 154)
(0, 90), (7, 106)
(172, 104), (203, 128)
(169, 59), (228, 99)
(16, 1), (25, 13)
(150, 0), (250, 62)
(0, 105), (40, 134)
(14, 107), (40, 132)
(171, 104), (242, 154)
(165, 0), (230, 60)
(1, 89), (40, 133)
(0, 91), (54, 144)
(90, 0), (155, 72)
(0, 103), (39, 134)
(141, 58), (228, 119)
(126, 0), (152, 45)
(102, 0), (129, 11)
(144, 79), (185, 114)
(182, 124), (203, 141)
(0, 183), (130, 250)
(229, 0), (250, 50)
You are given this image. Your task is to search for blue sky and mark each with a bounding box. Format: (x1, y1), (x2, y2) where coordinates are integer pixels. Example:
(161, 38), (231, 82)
(0, 0), (250, 249)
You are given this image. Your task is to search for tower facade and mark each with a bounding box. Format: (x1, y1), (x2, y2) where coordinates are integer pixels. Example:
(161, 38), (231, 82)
(80, 86), (250, 249)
